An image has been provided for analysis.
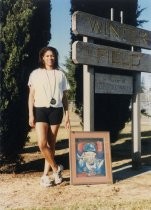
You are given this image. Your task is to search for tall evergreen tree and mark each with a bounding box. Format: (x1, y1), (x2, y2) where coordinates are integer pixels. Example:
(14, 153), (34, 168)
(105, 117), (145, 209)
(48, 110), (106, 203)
(0, 0), (51, 172)
(64, 57), (76, 101)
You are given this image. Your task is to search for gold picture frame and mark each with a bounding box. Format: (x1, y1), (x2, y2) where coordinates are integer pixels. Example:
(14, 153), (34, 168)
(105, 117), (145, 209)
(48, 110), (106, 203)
(69, 131), (113, 185)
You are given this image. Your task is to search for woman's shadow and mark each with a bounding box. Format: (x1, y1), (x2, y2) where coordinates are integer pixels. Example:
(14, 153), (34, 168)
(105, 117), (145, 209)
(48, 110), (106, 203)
(18, 139), (70, 174)
(18, 131), (151, 183)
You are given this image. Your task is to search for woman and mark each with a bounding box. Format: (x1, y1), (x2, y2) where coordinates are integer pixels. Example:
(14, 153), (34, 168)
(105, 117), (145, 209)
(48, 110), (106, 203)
(28, 46), (70, 187)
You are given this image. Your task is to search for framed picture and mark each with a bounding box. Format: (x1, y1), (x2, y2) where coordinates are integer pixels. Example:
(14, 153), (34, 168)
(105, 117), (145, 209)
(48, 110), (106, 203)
(69, 131), (112, 185)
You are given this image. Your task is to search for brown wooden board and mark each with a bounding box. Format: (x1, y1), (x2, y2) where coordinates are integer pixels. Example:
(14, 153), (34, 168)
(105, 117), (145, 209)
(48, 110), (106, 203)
(72, 41), (151, 72)
(72, 11), (151, 50)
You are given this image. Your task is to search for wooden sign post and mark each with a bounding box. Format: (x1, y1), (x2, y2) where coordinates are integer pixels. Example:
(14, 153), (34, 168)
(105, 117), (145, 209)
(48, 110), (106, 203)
(132, 72), (141, 169)
(83, 36), (94, 131)
(72, 10), (151, 169)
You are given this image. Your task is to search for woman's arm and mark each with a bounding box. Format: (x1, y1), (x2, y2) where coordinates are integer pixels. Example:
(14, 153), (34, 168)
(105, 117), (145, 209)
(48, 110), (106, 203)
(62, 90), (70, 129)
(28, 86), (35, 127)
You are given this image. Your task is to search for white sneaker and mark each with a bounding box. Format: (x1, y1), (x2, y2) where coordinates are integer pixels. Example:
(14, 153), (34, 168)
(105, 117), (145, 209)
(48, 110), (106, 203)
(53, 165), (64, 185)
(40, 175), (53, 187)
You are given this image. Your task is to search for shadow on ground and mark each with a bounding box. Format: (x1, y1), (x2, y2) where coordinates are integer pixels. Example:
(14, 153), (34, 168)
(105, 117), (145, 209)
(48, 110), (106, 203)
(18, 131), (151, 182)
(19, 139), (69, 173)
(113, 163), (151, 182)
(112, 130), (151, 182)
(112, 130), (151, 161)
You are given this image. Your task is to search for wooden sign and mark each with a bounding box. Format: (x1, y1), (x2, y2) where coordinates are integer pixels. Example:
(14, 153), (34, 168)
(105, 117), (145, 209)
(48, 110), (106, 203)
(72, 41), (151, 72)
(95, 73), (133, 95)
(72, 11), (151, 50)
(72, 10), (144, 167)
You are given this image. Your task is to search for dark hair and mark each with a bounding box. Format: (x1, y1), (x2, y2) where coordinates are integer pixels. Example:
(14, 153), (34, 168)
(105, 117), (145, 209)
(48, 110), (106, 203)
(38, 46), (59, 69)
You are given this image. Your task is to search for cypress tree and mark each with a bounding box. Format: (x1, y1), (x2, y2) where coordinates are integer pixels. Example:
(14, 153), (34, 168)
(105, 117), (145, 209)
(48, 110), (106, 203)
(0, 0), (51, 172)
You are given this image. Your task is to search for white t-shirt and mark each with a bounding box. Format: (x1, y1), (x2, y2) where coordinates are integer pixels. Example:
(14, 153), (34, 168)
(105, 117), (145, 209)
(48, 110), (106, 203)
(28, 68), (70, 108)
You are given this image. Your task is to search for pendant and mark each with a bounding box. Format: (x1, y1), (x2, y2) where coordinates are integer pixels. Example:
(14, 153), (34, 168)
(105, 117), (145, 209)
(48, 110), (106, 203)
(50, 98), (56, 105)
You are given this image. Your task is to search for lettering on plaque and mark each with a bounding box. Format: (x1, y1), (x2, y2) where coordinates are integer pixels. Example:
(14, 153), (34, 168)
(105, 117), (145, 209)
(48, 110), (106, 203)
(110, 23), (120, 39)
(95, 73), (133, 95)
(89, 17), (103, 34)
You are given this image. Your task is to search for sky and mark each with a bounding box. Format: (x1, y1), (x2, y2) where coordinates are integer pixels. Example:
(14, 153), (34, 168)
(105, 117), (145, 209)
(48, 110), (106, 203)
(49, 0), (71, 67)
(138, 0), (151, 89)
(49, 0), (151, 88)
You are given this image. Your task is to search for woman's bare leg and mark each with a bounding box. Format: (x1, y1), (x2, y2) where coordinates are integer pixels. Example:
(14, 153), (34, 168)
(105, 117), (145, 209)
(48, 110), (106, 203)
(35, 122), (59, 172)
(43, 124), (60, 175)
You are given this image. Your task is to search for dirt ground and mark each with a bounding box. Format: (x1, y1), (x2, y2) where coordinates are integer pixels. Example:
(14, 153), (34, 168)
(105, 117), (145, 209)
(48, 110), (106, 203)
(0, 109), (151, 210)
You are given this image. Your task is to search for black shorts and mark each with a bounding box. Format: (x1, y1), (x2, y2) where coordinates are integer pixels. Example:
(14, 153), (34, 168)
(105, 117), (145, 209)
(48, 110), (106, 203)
(34, 107), (63, 125)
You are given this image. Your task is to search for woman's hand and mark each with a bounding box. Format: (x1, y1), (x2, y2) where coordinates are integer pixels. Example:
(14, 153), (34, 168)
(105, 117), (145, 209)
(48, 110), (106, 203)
(62, 91), (70, 130)
(65, 115), (70, 130)
(29, 115), (35, 128)
(28, 86), (35, 128)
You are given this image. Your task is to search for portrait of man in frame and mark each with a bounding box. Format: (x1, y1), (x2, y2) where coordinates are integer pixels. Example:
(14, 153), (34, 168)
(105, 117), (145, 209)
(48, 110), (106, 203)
(70, 131), (113, 185)
(76, 138), (105, 177)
